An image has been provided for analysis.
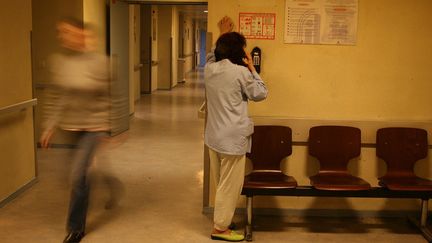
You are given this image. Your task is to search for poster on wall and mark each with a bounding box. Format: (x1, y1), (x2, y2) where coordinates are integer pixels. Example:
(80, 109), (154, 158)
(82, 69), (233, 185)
(239, 13), (276, 40)
(284, 0), (358, 45)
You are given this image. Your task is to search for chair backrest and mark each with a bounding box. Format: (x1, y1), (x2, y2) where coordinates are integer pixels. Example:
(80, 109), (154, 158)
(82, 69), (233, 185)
(376, 127), (428, 176)
(247, 125), (292, 171)
(309, 126), (361, 172)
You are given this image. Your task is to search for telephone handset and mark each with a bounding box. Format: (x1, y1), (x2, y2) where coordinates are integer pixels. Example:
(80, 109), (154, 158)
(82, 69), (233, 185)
(251, 47), (262, 74)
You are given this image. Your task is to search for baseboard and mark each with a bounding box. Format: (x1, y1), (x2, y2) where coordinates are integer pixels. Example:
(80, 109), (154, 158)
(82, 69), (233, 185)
(0, 178), (38, 208)
(202, 207), (420, 218)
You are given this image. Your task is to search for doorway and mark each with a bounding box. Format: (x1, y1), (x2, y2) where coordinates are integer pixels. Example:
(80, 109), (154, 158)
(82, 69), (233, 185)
(135, 3), (208, 94)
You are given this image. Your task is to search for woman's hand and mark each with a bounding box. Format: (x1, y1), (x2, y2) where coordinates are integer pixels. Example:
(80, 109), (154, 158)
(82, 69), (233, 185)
(243, 51), (256, 73)
(218, 16), (234, 35)
(40, 129), (55, 148)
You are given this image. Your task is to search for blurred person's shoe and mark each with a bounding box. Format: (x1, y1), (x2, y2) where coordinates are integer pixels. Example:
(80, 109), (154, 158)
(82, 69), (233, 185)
(211, 229), (244, 241)
(105, 198), (119, 209)
(63, 231), (85, 243)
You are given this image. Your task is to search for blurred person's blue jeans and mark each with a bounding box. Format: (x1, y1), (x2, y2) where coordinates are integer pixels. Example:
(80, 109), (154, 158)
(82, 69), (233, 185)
(67, 131), (107, 233)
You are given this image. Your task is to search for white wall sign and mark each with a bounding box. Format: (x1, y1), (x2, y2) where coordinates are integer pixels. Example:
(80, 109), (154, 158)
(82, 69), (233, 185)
(284, 0), (358, 45)
(239, 13), (276, 40)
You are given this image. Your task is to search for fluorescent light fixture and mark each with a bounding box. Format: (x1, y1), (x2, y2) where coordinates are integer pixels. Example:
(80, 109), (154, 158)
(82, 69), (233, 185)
(204, 10), (208, 13)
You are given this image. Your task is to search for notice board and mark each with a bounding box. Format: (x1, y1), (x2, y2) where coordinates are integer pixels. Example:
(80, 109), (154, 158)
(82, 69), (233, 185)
(239, 13), (276, 40)
(284, 0), (358, 45)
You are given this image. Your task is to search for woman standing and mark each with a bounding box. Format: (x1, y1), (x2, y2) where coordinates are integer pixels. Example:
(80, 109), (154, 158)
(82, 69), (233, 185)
(204, 16), (268, 241)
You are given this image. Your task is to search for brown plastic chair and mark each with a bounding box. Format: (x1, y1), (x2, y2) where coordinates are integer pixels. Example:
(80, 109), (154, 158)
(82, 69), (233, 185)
(243, 125), (297, 241)
(308, 126), (371, 191)
(243, 125), (297, 190)
(377, 127), (432, 191)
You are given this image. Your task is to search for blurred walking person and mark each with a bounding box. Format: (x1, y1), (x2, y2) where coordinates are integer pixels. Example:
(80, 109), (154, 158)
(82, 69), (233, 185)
(40, 18), (111, 243)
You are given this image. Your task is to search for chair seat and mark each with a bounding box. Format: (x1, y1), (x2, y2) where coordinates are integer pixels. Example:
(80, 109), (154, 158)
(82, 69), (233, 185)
(243, 171), (297, 189)
(379, 176), (432, 191)
(310, 172), (371, 191)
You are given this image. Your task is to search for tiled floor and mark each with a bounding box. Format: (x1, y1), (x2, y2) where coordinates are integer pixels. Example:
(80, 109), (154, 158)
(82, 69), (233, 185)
(0, 70), (427, 242)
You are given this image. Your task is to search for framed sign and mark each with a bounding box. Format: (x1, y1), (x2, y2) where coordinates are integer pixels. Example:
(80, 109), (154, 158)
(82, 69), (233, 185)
(239, 13), (276, 40)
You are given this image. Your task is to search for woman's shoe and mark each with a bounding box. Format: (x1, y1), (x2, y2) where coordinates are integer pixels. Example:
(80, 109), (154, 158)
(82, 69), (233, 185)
(63, 231), (85, 243)
(211, 230), (244, 242)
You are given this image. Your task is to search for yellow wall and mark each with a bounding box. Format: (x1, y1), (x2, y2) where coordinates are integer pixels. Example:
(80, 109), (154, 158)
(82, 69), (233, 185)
(208, 0), (432, 212)
(171, 6), (179, 87)
(0, 0), (35, 202)
(209, 0), (432, 120)
(83, 0), (107, 54)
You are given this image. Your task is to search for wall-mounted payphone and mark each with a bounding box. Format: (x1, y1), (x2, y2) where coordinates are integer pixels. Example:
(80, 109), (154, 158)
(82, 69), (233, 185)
(251, 47), (261, 74)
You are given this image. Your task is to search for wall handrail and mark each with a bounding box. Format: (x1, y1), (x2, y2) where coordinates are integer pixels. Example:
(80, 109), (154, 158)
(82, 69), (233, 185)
(0, 99), (37, 116)
(181, 53), (194, 58)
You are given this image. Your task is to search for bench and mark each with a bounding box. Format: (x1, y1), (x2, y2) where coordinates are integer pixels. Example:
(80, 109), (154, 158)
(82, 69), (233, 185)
(241, 125), (432, 242)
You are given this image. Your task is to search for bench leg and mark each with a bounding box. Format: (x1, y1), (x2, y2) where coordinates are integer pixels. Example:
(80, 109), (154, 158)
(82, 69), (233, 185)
(245, 196), (253, 241)
(421, 199), (428, 227)
(419, 199), (432, 241)
(408, 199), (432, 242)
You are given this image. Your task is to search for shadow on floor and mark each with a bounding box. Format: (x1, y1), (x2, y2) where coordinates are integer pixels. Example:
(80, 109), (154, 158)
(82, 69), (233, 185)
(250, 214), (420, 234)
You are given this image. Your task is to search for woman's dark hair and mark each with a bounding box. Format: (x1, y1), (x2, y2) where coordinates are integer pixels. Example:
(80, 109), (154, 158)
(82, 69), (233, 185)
(215, 32), (247, 67)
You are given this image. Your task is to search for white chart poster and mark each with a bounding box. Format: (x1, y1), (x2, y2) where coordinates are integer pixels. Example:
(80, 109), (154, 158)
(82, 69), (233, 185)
(239, 13), (276, 40)
(284, 0), (358, 45)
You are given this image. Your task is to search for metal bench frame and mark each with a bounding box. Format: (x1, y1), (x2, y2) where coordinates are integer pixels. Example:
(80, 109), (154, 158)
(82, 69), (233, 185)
(242, 186), (432, 241)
